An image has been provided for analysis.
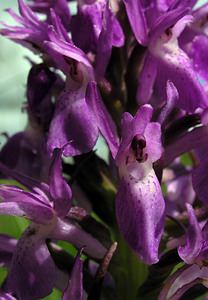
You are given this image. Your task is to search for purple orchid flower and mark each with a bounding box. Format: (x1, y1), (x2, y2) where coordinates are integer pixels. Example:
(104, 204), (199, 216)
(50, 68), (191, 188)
(45, 24), (119, 157)
(123, 0), (208, 111)
(0, 63), (58, 180)
(115, 104), (165, 264)
(71, 0), (124, 79)
(159, 108), (208, 207)
(0, 1), (119, 158)
(0, 149), (106, 299)
(159, 203), (208, 300)
(29, 0), (71, 30)
(0, 0), (49, 53)
(164, 164), (195, 218)
(179, 3), (208, 109)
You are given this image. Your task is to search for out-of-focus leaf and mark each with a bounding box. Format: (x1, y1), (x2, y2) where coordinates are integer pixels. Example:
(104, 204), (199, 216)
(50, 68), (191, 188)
(57, 241), (77, 257)
(42, 288), (62, 300)
(110, 229), (148, 300)
(0, 267), (7, 285)
(0, 179), (26, 190)
(0, 215), (29, 238)
(180, 153), (193, 167)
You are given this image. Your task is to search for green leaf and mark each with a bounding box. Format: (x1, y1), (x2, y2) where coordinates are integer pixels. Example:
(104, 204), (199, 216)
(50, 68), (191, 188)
(110, 229), (148, 300)
(0, 267), (8, 286)
(42, 288), (62, 300)
(0, 179), (26, 190)
(57, 241), (77, 257)
(180, 153), (193, 167)
(0, 215), (29, 238)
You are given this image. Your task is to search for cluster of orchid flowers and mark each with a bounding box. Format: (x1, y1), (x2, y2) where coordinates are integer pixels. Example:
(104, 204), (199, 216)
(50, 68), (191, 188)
(0, 0), (208, 299)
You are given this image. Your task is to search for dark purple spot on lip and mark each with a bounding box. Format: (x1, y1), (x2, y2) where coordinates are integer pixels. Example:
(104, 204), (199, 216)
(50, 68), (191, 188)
(131, 135), (148, 163)
(165, 25), (174, 38)
(131, 135), (146, 151)
(136, 153), (148, 163)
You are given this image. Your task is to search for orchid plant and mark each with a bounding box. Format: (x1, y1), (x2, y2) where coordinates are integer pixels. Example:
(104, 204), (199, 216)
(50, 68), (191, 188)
(0, 0), (208, 299)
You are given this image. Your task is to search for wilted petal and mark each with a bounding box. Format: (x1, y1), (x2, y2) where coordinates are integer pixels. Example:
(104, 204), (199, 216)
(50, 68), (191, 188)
(6, 226), (57, 300)
(62, 250), (83, 300)
(116, 169), (165, 264)
(49, 148), (72, 216)
(178, 204), (203, 264)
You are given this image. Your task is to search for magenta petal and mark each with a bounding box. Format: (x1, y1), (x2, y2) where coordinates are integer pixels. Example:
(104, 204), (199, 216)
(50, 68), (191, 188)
(18, 0), (40, 26)
(94, 4), (114, 80)
(149, 5), (189, 42)
(136, 52), (158, 104)
(123, 0), (148, 45)
(47, 88), (99, 157)
(162, 125), (208, 167)
(157, 81), (179, 125)
(144, 122), (163, 162)
(112, 15), (125, 47)
(62, 250), (83, 300)
(155, 46), (208, 112)
(190, 35), (208, 84)
(49, 149), (72, 216)
(6, 227), (57, 300)
(116, 170), (165, 264)
(116, 105), (153, 163)
(86, 82), (119, 158)
(0, 186), (53, 224)
(47, 26), (92, 68)
(178, 204), (203, 264)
